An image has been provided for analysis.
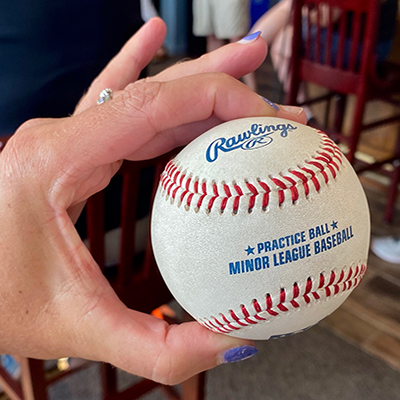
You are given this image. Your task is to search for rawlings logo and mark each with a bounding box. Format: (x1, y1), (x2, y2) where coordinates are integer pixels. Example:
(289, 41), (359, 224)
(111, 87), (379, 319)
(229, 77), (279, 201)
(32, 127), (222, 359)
(205, 123), (297, 163)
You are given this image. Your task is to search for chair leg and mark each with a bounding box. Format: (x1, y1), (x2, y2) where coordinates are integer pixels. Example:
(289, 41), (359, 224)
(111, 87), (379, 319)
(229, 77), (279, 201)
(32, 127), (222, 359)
(347, 92), (366, 164)
(385, 163), (400, 223)
(181, 372), (206, 400)
(20, 359), (48, 400)
(333, 94), (347, 134)
(384, 125), (400, 223)
(285, 71), (301, 106)
(100, 363), (118, 399)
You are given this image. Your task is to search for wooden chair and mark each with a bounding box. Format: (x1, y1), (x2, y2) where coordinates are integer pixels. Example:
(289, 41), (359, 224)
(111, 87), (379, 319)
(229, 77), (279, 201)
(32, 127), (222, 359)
(286, 0), (400, 222)
(0, 152), (205, 399)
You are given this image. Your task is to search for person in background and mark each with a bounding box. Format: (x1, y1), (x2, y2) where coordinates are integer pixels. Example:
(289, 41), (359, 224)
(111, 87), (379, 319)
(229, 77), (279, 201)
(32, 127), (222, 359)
(192, 0), (250, 52)
(141, 0), (159, 21)
(140, 0), (168, 60)
(243, 0), (293, 93)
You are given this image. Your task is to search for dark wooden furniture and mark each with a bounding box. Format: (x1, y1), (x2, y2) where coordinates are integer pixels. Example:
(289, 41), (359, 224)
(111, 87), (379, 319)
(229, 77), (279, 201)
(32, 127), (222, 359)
(286, 0), (400, 222)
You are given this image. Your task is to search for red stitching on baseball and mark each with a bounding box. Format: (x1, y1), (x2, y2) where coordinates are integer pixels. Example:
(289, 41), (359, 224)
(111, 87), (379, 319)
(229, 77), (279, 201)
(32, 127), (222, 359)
(308, 160), (329, 184)
(230, 309), (247, 326)
(289, 170), (310, 197)
(207, 319), (226, 333)
(220, 184), (232, 212)
(301, 167), (321, 192)
(253, 299), (262, 313)
(271, 177), (286, 206)
(283, 175), (299, 203)
(305, 277), (313, 294)
(172, 185), (180, 200)
(320, 136), (342, 166)
(186, 193), (194, 208)
(328, 271), (335, 286)
(221, 313), (239, 330)
(197, 182), (207, 209)
(266, 294), (279, 316)
(172, 168), (180, 184)
(291, 282), (301, 308)
(318, 273), (325, 288)
(278, 289), (289, 312)
(159, 132), (343, 212)
(207, 183), (219, 210)
(241, 304), (258, 324)
(312, 292), (320, 300)
(252, 300), (267, 320)
(318, 152), (338, 179)
(165, 160), (174, 175)
(246, 182), (259, 211)
(179, 172), (185, 187)
(198, 264), (367, 334)
(337, 270), (345, 283)
(257, 180), (271, 209)
(233, 184), (243, 213)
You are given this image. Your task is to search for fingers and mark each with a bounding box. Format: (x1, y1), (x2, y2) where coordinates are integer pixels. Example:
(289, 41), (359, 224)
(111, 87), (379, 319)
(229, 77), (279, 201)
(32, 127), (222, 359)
(60, 74), (306, 169)
(75, 18), (167, 114)
(8, 75), (305, 210)
(152, 33), (267, 82)
(75, 21), (267, 115)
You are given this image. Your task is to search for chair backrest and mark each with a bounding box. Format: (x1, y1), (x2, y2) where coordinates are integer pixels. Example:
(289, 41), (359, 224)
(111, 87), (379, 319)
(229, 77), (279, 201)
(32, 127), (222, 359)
(287, 0), (380, 98)
(85, 155), (174, 313)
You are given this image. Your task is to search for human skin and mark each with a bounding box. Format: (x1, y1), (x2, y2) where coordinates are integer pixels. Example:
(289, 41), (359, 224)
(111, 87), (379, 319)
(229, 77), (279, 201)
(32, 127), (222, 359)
(0, 18), (306, 384)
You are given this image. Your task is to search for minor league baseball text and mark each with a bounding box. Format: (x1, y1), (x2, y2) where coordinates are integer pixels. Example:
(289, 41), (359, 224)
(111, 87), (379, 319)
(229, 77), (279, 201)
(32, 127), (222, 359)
(229, 220), (354, 275)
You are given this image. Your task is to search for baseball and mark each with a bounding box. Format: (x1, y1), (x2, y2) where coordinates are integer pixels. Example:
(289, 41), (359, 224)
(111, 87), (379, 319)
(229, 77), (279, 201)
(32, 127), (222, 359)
(151, 117), (370, 340)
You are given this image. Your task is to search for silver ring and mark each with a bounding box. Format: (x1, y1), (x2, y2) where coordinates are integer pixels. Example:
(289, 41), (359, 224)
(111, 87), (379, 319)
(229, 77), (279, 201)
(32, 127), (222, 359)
(97, 88), (113, 105)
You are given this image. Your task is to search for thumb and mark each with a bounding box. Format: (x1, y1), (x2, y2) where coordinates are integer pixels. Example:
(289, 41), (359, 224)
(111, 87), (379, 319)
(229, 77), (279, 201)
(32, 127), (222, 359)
(81, 299), (256, 385)
(148, 320), (257, 384)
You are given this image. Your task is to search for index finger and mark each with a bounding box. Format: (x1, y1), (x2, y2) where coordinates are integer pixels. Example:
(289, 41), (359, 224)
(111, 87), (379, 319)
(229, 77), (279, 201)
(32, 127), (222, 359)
(75, 18), (167, 114)
(152, 33), (268, 82)
(62, 73), (280, 167)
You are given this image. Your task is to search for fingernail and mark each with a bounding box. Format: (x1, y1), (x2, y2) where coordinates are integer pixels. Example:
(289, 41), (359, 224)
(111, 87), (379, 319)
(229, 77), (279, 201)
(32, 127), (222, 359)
(262, 97), (279, 111)
(238, 31), (261, 44)
(219, 345), (258, 364)
(280, 105), (304, 116)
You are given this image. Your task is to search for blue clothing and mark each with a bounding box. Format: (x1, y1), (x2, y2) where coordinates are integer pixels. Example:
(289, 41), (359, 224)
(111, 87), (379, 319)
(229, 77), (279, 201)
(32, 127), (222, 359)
(304, 27), (394, 68)
(0, 0), (142, 136)
(303, 0), (398, 68)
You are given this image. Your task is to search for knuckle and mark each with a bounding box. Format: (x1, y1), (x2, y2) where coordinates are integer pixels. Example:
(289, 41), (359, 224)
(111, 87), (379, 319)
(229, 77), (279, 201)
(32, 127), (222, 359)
(151, 358), (182, 386)
(149, 325), (187, 385)
(15, 118), (47, 134)
(210, 71), (234, 83)
(204, 72), (238, 96)
(113, 79), (162, 117)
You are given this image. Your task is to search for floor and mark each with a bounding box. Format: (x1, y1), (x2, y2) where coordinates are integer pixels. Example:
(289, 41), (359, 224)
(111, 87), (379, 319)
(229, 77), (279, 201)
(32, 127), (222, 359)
(320, 183), (400, 371)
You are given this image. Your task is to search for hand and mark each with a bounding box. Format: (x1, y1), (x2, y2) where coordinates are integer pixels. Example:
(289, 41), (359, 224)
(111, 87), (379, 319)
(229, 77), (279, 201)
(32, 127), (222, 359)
(0, 18), (306, 384)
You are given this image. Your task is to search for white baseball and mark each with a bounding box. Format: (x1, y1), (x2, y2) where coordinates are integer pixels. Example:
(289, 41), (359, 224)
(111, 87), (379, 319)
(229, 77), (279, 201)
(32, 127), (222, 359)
(151, 117), (370, 340)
